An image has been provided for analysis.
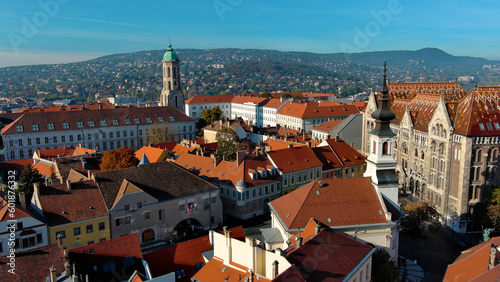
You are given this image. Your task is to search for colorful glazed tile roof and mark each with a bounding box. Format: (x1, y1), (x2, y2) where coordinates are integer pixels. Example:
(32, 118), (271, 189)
(390, 94), (442, 132)
(387, 82), (467, 101)
(453, 87), (500, 136)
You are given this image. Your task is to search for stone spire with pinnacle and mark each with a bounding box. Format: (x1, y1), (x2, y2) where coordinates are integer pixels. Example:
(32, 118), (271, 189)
(370, 62), (396, 137)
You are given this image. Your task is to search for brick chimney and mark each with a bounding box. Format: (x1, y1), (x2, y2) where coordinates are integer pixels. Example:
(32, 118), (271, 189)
(57, 234), (63, 247)
(272, 260), (279, 278)
(236, 151), (246, 167)
(49, 266), (57, 282)
(248, 269), (254, 282)
(315, 224), (321, 235)
(224, 227), (232, 263)
(296, 237), (303, 248)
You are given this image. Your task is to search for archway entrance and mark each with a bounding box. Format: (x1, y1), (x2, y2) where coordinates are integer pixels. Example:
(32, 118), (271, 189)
(142, 228), (155, 243)
(173, 218), (203, 241)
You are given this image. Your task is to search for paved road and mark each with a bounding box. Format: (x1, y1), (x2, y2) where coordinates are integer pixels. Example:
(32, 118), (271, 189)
(399, 229), (465, 281)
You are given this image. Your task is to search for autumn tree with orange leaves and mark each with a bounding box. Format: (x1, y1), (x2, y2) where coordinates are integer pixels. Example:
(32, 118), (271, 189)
(99, 147), (139, 171)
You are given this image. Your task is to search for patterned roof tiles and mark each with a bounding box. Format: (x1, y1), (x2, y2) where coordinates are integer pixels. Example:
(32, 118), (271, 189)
(390, 94), (442, 132)
(454, 87), (500, 136)
(388, 82), (467, 101)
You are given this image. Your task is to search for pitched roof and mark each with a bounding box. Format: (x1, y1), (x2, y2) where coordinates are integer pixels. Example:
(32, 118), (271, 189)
(192, 257), (271, 282)
(72, 147), (96, 156)
(134, 146), (168, 163)
(269, 178), (388, 230)
(203, 119), (250, 132)
(0, 243), (66, 282)
(172, 144), (196, 155)
(266, 146), (323, 174)
(272, 265), (305, 282)
(444, 237), (500, 282)
(1, 106), (193, 135)
(387, 82), (467, 101)
(390, 94), (442, 132)
(212, 156), (281, 187)
(453, 87), (500, 136)
(0, 195), (33, 221)
(350, 101), (367, 111)
(277, 102), (360, 119)
(54, 153), (103, 182)
(323, 139), (366, 167)
(231, 95), (269, 106)
(38, 180), (108, 226)
(312, 119), (343, 133)
(34, 147), (76, 160)
(33, 160), (55, 177)
(185, 95), (236, 104)
(261, 98), (285, 109)
(70, 233), (142, 258)
(144, 226), (245, 280)
(285, 227), (374, 282)
(94, 161), (218, 210)
(264, 139), (306, 151)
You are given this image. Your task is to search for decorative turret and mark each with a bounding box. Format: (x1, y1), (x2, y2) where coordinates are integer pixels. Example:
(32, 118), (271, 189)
(160, 43), (185, 112)
(370, 62), (396, 137)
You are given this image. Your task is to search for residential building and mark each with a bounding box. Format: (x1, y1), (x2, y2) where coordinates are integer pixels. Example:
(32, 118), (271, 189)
(203, 119), (250, 143)
(362, 83), (500, 232)
(160, 44), (185, 112)
(444, 236), (500, 281)
(266, 146), (323, 194)
(30, 181), (110, 250)
(314, 113), (364, 150)
(0, 195), (48, 256)
(0, 105), (195, 160)
(268, 178), (400, 261)
(93, 161), (223, 244)
(276, 101), (360, 133)
(69, 233), (148, 281)
(185, 95), (235, 120)
(313, 137), (366, 179)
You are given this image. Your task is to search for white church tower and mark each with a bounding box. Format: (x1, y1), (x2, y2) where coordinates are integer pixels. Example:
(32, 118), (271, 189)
(160, 43), (185, 112)
(364, 62), (399, 205)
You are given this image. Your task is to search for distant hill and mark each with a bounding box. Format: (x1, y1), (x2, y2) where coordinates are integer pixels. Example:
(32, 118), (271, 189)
(0, 47), (499, 103)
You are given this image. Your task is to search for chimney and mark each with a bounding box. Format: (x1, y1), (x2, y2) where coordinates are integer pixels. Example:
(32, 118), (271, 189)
(87, 170), (92, 180)
(265, 145), (271, 152)
(50, 266), (57, 282)
(65, 262), (72, 277)
(272, 260), (279, 279)
(66, 180), (71, 191)
(288, 144), (293, 148)
(315, 224), (321, 235)
(305, 141), (311, 148)
(224, 227), (232, 263)
(57, 234), (63, 247)
(19, 192), (27, 209)
(236, 151), (246, 167)
(248, 269), (254, 282)
(489, 246), (498, 270)
(255, 148), (259, 157)
(296, 237), (303, 248)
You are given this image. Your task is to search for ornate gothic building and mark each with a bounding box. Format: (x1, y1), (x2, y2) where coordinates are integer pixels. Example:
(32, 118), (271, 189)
(363, 82), (500, 233)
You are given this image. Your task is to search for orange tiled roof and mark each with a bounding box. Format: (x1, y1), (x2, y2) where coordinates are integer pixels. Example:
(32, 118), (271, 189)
(453, 87), (500, 136)
(264, 139), (306, 151)
(212, 156), (281, 187)
(231, 95), (269, 105)
(390, 94), (442, 132)
(33, 161), (55, 177)
(134, 146), (168, 163)
(174, 154), (219, 178)
(266, 146), (323, 174)
(34, 147), (76, 160)
(278, 102), (360, 119)
(172, 144), (196, 156)
(269, 178), (388, 230)
(261, 98), (285, 108)
(0, 196), (32, 221)
(324, 138), (366, 167)
(185, 94), (236, 104)
(312, 119), (343, 132)
(70, 233), (142, 258)
(72, 147), (96, 156)
(193, 257), (271, 282)
(388, 82), (467, 101)
(444, 237), (500, 282)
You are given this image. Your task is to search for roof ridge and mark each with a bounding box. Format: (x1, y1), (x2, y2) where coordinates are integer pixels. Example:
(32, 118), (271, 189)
(288, 181), (318, 229)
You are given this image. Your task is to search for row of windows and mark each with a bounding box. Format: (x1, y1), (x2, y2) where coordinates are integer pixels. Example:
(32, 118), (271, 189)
(15, 117), (169, 132)
(283, 170), (320, 187)
(221, 183), (281, 202)
(55, 222), (106, 239)
(0, 233), (44, 252)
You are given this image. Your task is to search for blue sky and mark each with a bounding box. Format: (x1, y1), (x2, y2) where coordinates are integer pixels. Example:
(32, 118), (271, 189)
(1, 0), (499, 67)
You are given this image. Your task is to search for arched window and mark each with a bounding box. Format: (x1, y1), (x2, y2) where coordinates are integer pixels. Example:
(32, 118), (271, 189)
(439, 143), (445, 155)
(168, 81), (171, 90)
(383, 142), (389, 155)
(167, 67), (171, 78)
(372, 141), (376, 154)
(421, 151), (425, 159)
(476, 150), (482, 162)
(430, 141), (436, 153)
(415, 148), (419, 157)
(490, 148), (498, 162)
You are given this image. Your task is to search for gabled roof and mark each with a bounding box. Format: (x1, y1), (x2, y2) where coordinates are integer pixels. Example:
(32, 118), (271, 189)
(264, 139), (306, 151)
(277, 102), (360, 119)
(185, 95), (236, 104)
(312, 119), (343, 133)
(172, 144), (196, 156)
(54, 153), (103, 182)
(323, 138), (366, 167)
(0, 196), (33, 221)
(174, 153), (219, 178)
(454, 87), (500, 136)
(351, 101), (368, 111)
(192, 257), (271, 282)
(0, 243), (66, 282)
(144, 226), (245, 280)
(72, 147), (96, 156)
(94, 161), (217, 210)
(34, 147), (76, 160)
(203, 119), (250, 132)
(1, 106), (193, 135)
(134, 146), (168, 163)
(285, 227), (374, 282)
(444, 237), (500, 282)
(231, 96), (269, 106)
(272, 265), (305, 282)
(33, 160), (55, 177)
(212, 156), (281, 187)
(266, 146), (323, 174)
(311, 146), (343, 170)
(261, 98), (285, 109)
(70, 233), (143, 258)
(390, 94), (442, 132)
(38, 180), (108, 226)
(388, 82), (467, 101)
(269, 178), (388, 231)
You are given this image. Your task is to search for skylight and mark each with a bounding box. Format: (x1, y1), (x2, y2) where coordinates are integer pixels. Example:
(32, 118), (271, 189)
(479, 123), (485, 130)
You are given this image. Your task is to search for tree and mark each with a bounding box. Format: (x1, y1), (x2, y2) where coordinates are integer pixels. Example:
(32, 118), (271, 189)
(201, 106), (223, 125)
(144, 124), (173, 145)
(280, 92), (292, 99)
(261, 92), (271, 98)
(18, 163), (43, 200)
(99, 147), (139, 171)
(216, 127), (240, 161)
(401, 201), (441, 235)
(488, 187), (500, 229)
(371, 248), (398, 282)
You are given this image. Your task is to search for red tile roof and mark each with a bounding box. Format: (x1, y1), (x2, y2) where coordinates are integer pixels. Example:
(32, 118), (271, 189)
(70, 233), (142, 258)
(387, 82), (467, 101)
(351, 101), (368, 111)
(453, 87), (500, 136)
(0, 243), (66, 282)
(285, 227), (374, 282)
(172, 144), (196, 155)
(0, 196), (32, 221)
(261, 98), (285, 108)
(277, 102), (360, 119)
(193, 257), (271, 282)
(154, 141), (178, 151)
(323, 139), (366, 167)
(38, 180), (108, 226)
(444, 236), (500, 282)
(34, 147), (76, 160)
(72, 147), (96, 156)
(134, 146), (168, 163)
(269, 178), (388, 230)
(185, 95), (236, 104)
(390, 94), (442, 132)
(1, 106), (193, 135)
(231, 96), (269, 106)
(144, 226), (245, 280)
(272, 265), (305, 282)
(33, 161), (55, 177)
(312, 119), (343, 132)
(266, 146), (323, 174)
(264, 139), (306, 151)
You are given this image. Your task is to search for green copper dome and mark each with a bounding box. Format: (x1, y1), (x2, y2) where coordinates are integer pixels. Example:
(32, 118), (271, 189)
(162, 44), (180, 62)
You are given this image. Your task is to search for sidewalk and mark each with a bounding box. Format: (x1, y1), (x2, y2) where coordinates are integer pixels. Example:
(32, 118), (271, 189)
(399, 256), (425, 281)
(441, 226), (482, 248)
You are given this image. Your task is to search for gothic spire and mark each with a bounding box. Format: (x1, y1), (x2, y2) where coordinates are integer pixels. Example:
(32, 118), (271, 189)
(370, 62), (395, 137)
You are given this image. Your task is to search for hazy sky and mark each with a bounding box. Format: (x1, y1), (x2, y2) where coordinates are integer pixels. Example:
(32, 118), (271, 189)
(1, 0), (499, 67)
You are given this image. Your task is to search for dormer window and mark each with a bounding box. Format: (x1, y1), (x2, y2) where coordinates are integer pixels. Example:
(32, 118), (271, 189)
(100, 120), (107, 126)
(158, 117), (164, 122)
(88, 121), (95, 127)
(77, 121), (84, 128)
(47, 123), (55, 130)
(169, 116), (176, 122)
(124, 118), (131, 125)
(112, 119), (119, 125)
(146, 117), (152, 123)
(487, 123), (493, 130)
(134, 118), (140, 124)
(253, 171), (258, 179)
(479, 123), (485, 130)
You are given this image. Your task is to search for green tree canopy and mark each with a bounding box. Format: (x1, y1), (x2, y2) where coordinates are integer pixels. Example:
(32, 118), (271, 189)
(216, 127), (240, 161)
(144, 124), (173, 145)
(201, 106), (223, 125)
(261, 92), (271, 98)
(488, 187), (500, 229)
(18, 163), (43, 200)
(99, 147), (139, 171)
(371, 248), (398, 282)
(280, 93), (292, 99)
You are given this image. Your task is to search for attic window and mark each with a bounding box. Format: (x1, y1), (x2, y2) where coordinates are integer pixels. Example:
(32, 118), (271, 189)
(77, 121), (84, 128)
(32, 124), (39, 131)
(146, 117), (152, 123)
(487, 123), (493, 130)
(169, 116), (176, 122)
(479, 123), (485, 130)
(495, 123), (500, 130)
(417, 121), (422, 126)
(88, 121), (95, 127)
(124, 118), (131, 124)
(327, 218), (332, 223)
(112, 119), (119, 125)
(134, 118), (141, 124)
(158, 117), (164, 122)
(16, 125), (24, 132)
(176, 269), (187, 279)
(316, 190), (320, 195)
(47, 123), (55, 130)
(100, 120), (107, 126)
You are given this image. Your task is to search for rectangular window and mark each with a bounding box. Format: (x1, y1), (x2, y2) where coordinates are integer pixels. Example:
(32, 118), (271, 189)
(134, 118), (140, 124)
(102, 133), (106, 139)
(233, 190), (236, 198)
(47, 123), (55, 130)
(22, 237), (36, 248)
(112, 119), (119, 125)
(124, 204), (129, 211)
(159, 209), (164, 221)
(123, 131), (127, 137)
(137, 202), (142, 209)
(87, 134), (92, 140)
(143, 211), (151, 220)
(117, 131), (120, 138)
(110, 132), (113, 138)
(158, 117), (164, 122)
(179, 203), (186, 212)
(265, 186), (269, 195)
(139, 130), (143, 136)
(124, 118), (131, 124)
(169, 116), (176, 122)
(36, 138), (40, 144)
(74, 227), (81, 236)
(259, 187), (263, 196)
(62, 122), (70, 129)
(100, 120), (107, 126)
(32, 124), (39, 131)
(146, 117), (152, 123)
(204, 198), (210, 209)
(271, 184), (275, 193)
(479, 123), (485, 130)
(45, 137), (49, 144)
(61, 136), (65, 142)
(18, 139), (23, 146)
(88, 121), (95, 127)
(253, 189), (256, 198)
(77, 121), (84, 128)
(115, 216), (131, 226)
(55, 230), (66, 239)
(16, 125), (24, 132)
(53, 136), (57, 143)
(98, 222), (105, 231)
(86, 224), (93, 233)
(130, 131), (134, 137)
(36, 233), (43, 244)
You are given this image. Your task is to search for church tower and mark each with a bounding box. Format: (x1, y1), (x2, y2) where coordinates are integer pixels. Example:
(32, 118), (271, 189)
(160, 43), (185, 112)
(363, 62), (399, 205)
